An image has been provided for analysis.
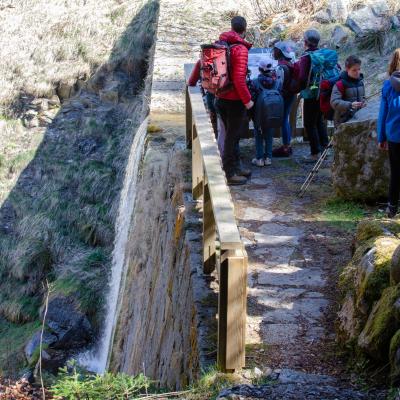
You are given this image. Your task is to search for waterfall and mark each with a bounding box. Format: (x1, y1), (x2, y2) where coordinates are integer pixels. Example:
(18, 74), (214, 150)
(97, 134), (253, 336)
(80, 117), (149, 373)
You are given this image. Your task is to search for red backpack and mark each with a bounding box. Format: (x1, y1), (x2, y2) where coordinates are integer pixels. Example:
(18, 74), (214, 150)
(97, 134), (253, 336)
(320, 78), (345, 121)
(199, 41), (237, 95)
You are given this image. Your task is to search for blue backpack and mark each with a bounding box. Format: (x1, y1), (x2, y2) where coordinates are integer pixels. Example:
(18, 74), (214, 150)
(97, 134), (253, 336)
(301, 49), (341, 100)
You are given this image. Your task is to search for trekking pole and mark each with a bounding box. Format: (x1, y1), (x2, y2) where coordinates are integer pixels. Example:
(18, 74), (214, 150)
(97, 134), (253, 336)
(297, 138), (333, 198)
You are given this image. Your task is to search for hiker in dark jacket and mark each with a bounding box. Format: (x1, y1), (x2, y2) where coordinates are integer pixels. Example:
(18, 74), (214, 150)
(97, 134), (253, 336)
(250, 57), (277, 167)
(378, 48), (400, 218)
(272, 41), (296, 157)
(214, 16), (253, 185)
(330, 55), (366, 127)
(292, 29), (329, 162)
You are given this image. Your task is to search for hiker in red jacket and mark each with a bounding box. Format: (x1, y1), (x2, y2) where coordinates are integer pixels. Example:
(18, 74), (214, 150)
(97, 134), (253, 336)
(214, 16), (253, 185)
(187, 63), (218, 135)
(292, 29), (329, 162)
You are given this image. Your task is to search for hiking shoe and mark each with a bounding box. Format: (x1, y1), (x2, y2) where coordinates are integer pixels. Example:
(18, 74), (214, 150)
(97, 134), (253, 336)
(227, 174), (247, 185)
(252, 158), (264, 167)
(264, 157), (272, 166)
(236, 167), (252, 178)
(272, 145), (292, 158)
(387, 204), (398, 218)
(303, 154), (319, 163)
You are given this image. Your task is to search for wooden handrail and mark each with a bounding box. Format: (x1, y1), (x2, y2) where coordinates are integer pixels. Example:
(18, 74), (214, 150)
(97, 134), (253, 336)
(184, 63), (247, 372)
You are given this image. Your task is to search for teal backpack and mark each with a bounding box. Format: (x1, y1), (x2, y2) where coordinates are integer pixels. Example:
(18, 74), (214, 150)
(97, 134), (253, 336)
(301, 49), (340, 100)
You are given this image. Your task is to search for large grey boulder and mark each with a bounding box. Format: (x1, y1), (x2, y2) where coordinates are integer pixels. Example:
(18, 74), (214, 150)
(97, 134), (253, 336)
(331, 25), (349, 48)
(44, 296), (92, 349)
(327, 0), (349, 22)
(315, 10), (331, 24)
(25, 296), (93, 373)
(24, 331), (58, 366)
(332, 100), (390, 201)
(346, 5), (390, 36)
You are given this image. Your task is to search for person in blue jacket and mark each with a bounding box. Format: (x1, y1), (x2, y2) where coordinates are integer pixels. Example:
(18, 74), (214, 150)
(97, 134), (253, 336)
(378, 48), (400, 218)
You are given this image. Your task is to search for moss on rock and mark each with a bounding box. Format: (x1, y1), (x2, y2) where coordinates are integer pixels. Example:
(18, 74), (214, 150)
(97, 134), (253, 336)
(357, 284), (400, 362)
(357, 237), (400, 312)
(355, 220), (385, 244)
(390, 329), (400, 385)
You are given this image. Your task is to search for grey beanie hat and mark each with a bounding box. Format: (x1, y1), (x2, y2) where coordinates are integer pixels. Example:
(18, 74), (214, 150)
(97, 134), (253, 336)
(304, 29), (321, 47)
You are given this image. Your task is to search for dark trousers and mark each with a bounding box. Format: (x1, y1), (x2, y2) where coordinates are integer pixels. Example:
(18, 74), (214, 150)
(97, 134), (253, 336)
(303, 98), (329, 155)
(389, 141), (400, 210)
(215, 98), (248, 178)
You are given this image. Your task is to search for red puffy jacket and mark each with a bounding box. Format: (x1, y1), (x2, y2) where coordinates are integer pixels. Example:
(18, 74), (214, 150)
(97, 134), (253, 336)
(187, 60), (201, 87)
(217, 31), (252, 105)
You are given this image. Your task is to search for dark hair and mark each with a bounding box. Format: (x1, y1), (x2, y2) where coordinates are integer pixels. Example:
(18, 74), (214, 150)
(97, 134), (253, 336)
(231, 16), (247, 34)
(345, 55), (362, 69)
(273, 47), (283, 60)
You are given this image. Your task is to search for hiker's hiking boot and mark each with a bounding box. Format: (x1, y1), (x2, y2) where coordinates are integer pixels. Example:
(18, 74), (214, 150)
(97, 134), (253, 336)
(387, 204), (398, 218)
(272, 145), (292, 158)
(252, 158), (264, 167)
(236, 167), (252, 178)
(264, 157), (272, 166)
(227, 174), (247, 186)
(303, 153), (319, 163)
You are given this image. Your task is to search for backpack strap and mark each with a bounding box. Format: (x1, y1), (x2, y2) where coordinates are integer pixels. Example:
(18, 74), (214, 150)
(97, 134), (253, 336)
(336, 80), (345, 97)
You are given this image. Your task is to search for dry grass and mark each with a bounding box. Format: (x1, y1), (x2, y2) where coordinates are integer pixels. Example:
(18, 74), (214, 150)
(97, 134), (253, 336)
(251, 0), (326, 21)
(0, 0), (148, 111)
(0, 0), (159, 376)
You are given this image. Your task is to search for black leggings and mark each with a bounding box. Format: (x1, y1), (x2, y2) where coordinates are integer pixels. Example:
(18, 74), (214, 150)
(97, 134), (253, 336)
(215, 98), (248, 178)
(303, 98), (329, 155)
(389, 141), (400, 209)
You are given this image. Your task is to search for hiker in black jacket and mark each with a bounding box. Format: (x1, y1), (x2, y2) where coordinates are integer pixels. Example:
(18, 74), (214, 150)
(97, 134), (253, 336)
(330, 55), (366, 127)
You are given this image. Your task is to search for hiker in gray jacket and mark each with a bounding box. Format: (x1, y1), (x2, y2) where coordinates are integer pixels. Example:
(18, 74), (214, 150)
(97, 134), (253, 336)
(330, 55), (366, 127)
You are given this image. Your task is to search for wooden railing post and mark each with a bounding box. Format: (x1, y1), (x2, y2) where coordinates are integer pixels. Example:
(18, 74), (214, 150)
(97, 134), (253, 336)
(186, 87), (192, 149)
(192, 124), (203, 200)
(203, 179), (216, 274)
(218, 249), (247, 372)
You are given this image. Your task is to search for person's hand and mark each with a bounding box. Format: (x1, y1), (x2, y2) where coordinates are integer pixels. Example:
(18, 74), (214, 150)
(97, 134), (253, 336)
(245, 100), (254, 110)
(352, 101), (363, 110)
(378, 141), (388, 151)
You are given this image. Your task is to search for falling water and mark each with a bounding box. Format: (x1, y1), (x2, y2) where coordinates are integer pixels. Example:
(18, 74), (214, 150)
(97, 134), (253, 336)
(80, 117), (149, 373)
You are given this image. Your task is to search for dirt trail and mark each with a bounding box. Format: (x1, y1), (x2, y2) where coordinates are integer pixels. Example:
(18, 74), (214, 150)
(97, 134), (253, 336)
(233, 143), (350, 375)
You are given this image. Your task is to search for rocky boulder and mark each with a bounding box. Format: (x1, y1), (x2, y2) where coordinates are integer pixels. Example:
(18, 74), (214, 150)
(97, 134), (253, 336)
(45, 296), (92, 349)
(338, 220), (400, 341)
(390, 330), (400, 384)
(24, 331), (58, 366)
(332, 100), (390, 202)
(358, 284), (400, 361)
(338, 218), (400, 380)
(346, 3), (391, 36)
(25, 296), (93, 373)
(331, 25), (349, 48)
(391, 245), (400, 285)
(326, 0), (349, 23)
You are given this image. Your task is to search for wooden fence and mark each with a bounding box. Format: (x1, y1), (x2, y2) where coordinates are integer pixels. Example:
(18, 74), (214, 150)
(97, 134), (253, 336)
(184, 64), (248, 372)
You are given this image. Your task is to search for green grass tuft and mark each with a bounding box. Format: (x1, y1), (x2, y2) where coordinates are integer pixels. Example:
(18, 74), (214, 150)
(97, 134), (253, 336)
(320, 197), (366, 230)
